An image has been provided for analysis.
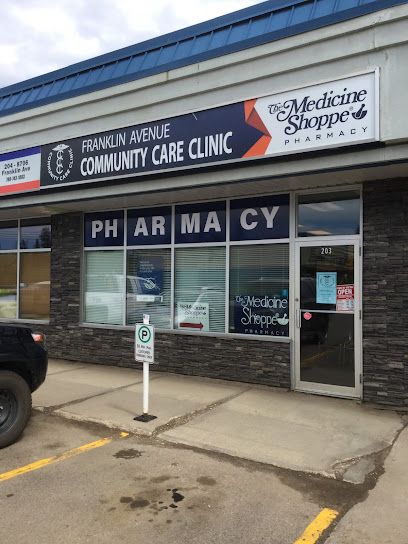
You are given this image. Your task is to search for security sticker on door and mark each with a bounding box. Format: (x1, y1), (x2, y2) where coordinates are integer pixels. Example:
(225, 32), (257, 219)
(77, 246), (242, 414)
(135, 323), (155, 363)
(336, 284), (354, 312)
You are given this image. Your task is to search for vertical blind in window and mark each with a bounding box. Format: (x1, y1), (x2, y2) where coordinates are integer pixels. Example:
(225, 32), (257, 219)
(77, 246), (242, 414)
(84, 251), (124, 325)
(175, 247), (226, 333)
(126, 249), (171, 329)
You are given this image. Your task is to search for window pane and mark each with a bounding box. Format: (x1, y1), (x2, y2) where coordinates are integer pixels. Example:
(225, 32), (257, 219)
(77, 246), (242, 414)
(19, 253), (50, 320)
(0, 221), (18, 250)
(229, 244), (289, 337)
(0, 254), (17, 318)
(126, 249), (171, 328)
(298, 191), (360, 237)
(84, 251), (124, 325)
(175, 247), (225, 333)
(21, 219), (51, 249)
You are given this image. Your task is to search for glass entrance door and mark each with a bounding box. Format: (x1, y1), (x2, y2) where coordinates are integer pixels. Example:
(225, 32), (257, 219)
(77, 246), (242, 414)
(295, 240), (360, 397)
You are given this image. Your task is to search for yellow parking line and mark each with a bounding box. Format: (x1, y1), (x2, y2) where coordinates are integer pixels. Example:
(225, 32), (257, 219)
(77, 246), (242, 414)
(293, 508), (339, 544)
(0, 432), (129, 483)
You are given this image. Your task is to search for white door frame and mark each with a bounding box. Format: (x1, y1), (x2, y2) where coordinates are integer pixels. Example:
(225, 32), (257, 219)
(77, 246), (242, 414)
(294, 238), (361, 399)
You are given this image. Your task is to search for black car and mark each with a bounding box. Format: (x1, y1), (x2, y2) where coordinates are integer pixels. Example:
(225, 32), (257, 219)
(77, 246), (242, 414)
(0, 324), (48, 448)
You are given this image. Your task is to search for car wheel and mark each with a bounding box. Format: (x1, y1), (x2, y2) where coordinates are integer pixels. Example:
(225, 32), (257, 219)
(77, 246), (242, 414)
(0, 371), (32, 449)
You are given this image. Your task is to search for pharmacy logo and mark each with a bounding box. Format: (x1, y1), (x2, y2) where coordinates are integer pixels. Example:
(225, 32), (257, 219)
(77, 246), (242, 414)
(47, 143), (74, 182)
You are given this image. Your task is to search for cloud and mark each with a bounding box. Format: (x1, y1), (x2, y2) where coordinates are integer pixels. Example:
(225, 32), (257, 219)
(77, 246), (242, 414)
(0, 0), (262, 88)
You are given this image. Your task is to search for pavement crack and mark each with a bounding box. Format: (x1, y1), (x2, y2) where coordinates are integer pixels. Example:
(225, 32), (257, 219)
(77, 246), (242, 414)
(151, 386), (252, 437)
(35, 379), (150, 413)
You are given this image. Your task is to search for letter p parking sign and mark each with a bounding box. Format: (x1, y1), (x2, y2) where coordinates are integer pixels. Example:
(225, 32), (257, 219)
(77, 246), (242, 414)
(135, 324), (155, 364)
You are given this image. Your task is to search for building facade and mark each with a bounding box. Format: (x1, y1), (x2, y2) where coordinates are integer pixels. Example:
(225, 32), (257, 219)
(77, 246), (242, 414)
(0, 0), (407, 406)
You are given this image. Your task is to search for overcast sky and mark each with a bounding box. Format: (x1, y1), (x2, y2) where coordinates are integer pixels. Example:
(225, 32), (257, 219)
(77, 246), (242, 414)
(0, 0), (265, 89)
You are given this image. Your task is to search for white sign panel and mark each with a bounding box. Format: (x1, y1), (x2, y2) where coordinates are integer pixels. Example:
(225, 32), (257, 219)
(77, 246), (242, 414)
(176, 302), (210, 332)
(0, 147), (41, 196)
(253, 71), (378, 156)
(135, 323), (155, 364)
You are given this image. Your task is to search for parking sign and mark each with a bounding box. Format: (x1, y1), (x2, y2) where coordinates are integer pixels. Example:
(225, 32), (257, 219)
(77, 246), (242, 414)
(135, 324), (155, 364)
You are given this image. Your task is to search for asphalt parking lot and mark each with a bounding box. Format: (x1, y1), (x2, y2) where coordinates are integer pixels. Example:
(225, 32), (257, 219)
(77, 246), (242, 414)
(0, 412), (365, 544)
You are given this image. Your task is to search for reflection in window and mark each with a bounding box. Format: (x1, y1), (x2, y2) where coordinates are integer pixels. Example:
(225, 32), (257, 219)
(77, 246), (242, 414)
(19, 253), (50, 320)
(126, 249), (171, 328)
(20, 219), (51, 249)
(298, 191), (360, 237)
(0, 254), (17, 318)
(175, 247), (225, 333)
(0, 221), (18, 250)
(229, 245), (289, 336)
(84, 251), (124, 325)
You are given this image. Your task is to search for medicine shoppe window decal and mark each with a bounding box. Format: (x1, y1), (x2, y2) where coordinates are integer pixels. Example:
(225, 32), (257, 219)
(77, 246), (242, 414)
(83, 195), (289, 337)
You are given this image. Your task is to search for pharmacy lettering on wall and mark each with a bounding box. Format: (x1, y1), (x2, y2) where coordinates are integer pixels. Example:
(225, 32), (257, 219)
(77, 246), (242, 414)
(84, 194), (289, 247)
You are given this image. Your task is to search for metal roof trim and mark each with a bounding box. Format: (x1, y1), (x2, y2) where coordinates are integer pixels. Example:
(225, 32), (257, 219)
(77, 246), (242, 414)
(0, 0), (300, 98)
(0, 0), (406, 118)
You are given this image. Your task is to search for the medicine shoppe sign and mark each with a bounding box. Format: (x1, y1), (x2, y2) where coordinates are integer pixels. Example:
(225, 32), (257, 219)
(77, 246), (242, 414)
(0, 71), (378, 196)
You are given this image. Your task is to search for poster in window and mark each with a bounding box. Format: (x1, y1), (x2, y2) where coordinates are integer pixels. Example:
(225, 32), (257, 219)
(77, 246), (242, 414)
(131, 256), (163, 302)
(176, 302), (210, 332)
(336, 284), (354, 312)
(233, 294), (289, 336)
(316, 272), (337, 304)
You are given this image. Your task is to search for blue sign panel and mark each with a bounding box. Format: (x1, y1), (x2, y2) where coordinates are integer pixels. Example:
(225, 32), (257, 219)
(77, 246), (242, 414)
(135, 256), (163, 296)
(41, 101), (265, 190)
(84, 210), (124, 247)
(127, 206), (171, 246)
(230, 194), (289, 241)
(175, 201), (226, 244)
(316, 272), (337, 304)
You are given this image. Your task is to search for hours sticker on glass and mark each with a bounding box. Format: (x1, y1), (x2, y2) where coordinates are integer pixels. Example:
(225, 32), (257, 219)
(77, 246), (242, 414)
(336, 284), (355, 312)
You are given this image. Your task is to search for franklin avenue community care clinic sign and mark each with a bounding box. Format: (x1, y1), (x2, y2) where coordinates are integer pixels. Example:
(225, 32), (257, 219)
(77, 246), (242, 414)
(1, 71), (378, 196)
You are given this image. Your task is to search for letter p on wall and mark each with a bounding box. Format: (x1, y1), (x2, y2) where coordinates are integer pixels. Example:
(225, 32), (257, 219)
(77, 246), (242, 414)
(91, 220), (104, 238)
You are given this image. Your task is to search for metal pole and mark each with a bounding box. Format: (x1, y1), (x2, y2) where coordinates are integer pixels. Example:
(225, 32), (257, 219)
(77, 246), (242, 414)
(143, 361), (149, 414)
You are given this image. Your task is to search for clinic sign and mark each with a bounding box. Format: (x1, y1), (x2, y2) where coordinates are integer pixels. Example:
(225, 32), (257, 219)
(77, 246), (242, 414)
(1, 72), (378, 196)
(84, 194), (289, 246)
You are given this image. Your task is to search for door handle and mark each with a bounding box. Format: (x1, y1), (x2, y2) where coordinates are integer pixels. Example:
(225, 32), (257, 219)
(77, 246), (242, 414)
(296, 309), (301, 328)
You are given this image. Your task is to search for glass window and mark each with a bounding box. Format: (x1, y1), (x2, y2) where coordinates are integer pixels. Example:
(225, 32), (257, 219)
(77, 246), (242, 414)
(20, 219), (51, 249)
(0, 221), (18, 250)
(126, 249), (171, 328)
(297, 191), (360, 237)
(19, 253), (50, 320)
(84, 251), (124, 325)
(300, 245), (354, 311)
(0, 254), (17, 318)
(175, 247), (226, 333)
(229, 244), (289, 336)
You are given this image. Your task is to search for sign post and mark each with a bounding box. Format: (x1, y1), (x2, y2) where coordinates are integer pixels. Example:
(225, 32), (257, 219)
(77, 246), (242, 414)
(134, 318), (157, 422)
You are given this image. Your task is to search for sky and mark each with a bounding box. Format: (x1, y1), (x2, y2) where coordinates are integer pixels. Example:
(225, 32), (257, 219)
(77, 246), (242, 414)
(0, 0), (265, 89)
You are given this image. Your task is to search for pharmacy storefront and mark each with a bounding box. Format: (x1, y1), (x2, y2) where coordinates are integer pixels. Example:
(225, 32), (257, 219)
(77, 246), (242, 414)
(1, 0), (407, 407)
(0, 71), (378, 401)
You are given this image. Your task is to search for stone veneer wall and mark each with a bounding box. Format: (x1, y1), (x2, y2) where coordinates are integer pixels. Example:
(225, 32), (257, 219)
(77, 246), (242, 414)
(362, 179), (408, 407)
(20, 178), (408, 405)
(37, 212), (291, 389)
